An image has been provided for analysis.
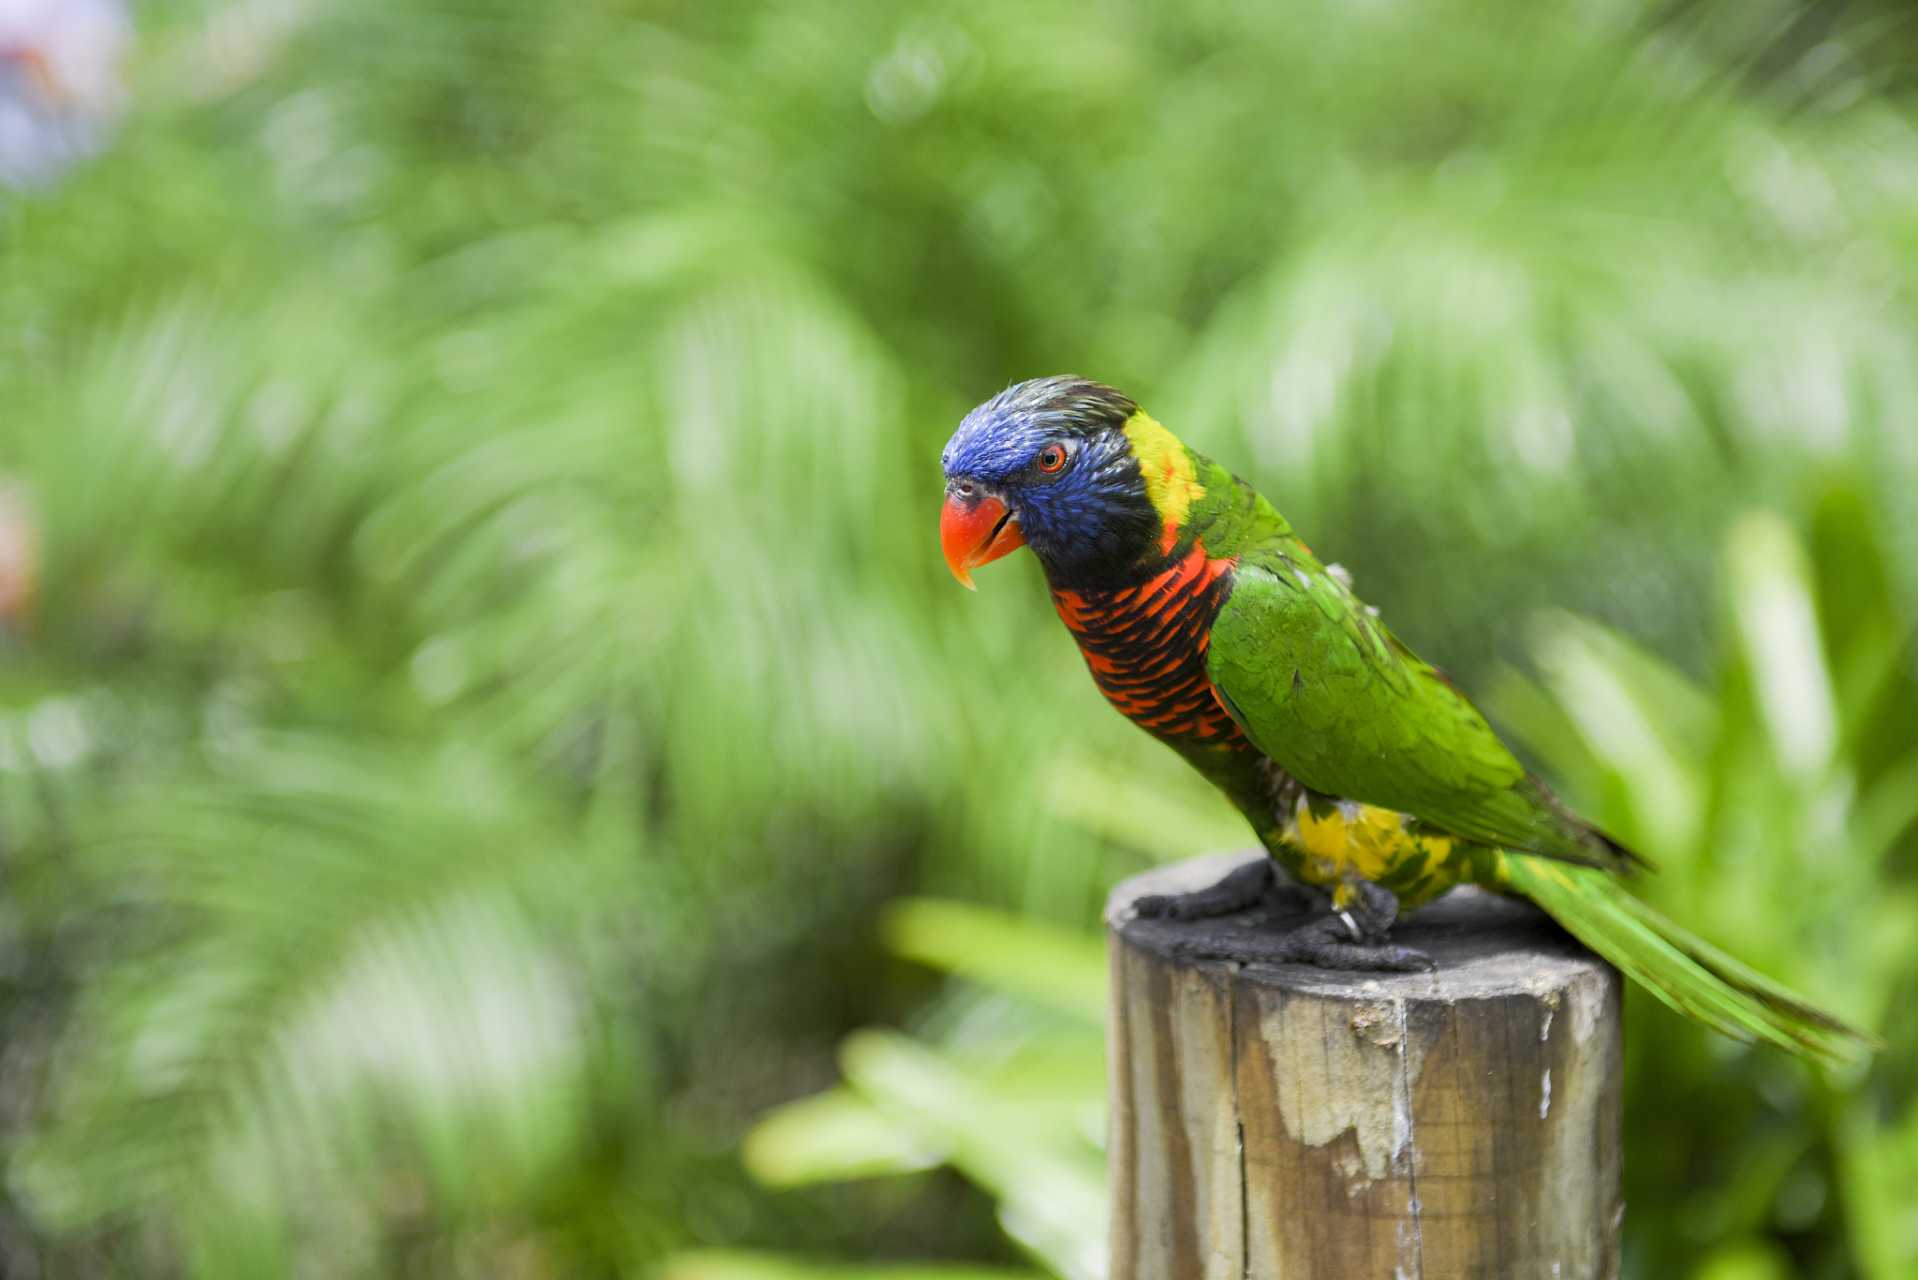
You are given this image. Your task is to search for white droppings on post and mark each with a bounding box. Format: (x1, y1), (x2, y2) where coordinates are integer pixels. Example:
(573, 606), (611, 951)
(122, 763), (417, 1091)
(1540, 1068), (1552, 1119)
(1395, 1198), (1423, 1280)
(1568, 969), (1602, 1045)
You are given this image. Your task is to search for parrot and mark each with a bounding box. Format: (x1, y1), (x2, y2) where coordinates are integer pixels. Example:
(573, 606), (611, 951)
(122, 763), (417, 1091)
(939, 375), (1876, 1068)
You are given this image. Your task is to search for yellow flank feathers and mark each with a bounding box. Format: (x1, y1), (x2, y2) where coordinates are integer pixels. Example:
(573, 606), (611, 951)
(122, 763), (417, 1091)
(1281, 795), (1470, 910)
(1122, 412), (1205, 539)
(1292, 798), (1407, 882)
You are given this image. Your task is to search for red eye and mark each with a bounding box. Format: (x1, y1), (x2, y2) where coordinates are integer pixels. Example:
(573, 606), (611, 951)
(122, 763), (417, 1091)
(1038, 445), (1067, 472)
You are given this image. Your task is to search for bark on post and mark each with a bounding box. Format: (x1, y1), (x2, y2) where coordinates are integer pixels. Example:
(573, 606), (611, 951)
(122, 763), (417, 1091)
(1107, 850), (1624, 1280)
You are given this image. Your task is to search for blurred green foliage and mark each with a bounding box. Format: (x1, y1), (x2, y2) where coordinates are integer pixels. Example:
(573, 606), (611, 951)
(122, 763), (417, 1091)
(0, 0), (1912, 1277)
(746, 901), (1106, 1278)
(1492, 506), (1918, 1279)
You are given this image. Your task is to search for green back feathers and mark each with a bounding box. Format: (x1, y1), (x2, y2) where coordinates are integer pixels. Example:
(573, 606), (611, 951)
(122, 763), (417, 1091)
(1203, 538), (1638, 873)
(1113, 428), (1636, 872)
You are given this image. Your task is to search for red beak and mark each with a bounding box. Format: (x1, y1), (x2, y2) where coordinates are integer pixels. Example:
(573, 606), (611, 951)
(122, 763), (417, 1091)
(940, 492), (1025, 590)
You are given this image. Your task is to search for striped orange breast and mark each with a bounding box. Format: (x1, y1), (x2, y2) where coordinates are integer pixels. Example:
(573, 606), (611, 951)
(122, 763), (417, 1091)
(1050, 544), (1244, 749)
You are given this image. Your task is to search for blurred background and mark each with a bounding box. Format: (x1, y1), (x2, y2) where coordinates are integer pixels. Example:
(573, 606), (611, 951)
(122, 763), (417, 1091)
(0, 0), (1914, 1276)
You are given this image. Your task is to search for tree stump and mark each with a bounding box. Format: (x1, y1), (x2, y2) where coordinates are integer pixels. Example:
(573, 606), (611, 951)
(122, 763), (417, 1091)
(1106, 850), (1623, 1280)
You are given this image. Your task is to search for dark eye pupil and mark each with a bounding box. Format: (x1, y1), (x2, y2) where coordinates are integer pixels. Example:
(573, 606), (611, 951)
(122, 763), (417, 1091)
(1041, 447), (1063, 469)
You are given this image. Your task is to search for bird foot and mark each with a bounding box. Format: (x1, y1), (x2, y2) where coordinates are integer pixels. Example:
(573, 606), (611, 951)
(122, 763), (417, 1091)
(1130, 858), (1314, 921)
(1169, 917), (1435, 973)
(1140, 864), (1434, 973)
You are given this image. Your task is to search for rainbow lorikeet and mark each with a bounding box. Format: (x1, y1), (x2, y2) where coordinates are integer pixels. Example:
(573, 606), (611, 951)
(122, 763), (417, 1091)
(939, 376), (1875, 1067)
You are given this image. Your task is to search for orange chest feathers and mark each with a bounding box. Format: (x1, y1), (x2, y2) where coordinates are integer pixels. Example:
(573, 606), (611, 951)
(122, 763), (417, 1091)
(1050, 546), (1244, 750)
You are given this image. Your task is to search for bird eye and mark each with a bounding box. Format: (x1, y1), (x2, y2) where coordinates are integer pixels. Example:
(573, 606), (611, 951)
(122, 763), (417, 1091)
(1038, 445), (1067, 473)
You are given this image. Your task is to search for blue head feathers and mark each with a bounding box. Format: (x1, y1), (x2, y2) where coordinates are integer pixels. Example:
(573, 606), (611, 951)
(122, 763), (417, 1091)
(941, 376), (1161, 585)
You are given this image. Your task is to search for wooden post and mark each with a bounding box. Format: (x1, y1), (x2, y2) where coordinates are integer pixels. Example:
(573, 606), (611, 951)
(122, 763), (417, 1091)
(1106, 850), (1623, 1280)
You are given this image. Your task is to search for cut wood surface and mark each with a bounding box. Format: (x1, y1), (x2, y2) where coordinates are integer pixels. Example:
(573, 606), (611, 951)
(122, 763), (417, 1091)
(1106, 850), (1623, 1280)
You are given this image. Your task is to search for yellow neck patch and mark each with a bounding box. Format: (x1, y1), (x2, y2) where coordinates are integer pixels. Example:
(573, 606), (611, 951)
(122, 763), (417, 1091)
(1122, 412), (1205, 545)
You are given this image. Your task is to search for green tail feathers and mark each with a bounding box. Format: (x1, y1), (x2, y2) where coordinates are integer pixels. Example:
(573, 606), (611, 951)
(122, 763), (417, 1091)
(1497, 854), (1880, 1069)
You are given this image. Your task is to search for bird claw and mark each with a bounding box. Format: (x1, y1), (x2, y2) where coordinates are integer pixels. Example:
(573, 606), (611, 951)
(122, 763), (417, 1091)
(1132, 892), (1208, 921)
(1378, 946), (1438, 974)
(1130, 859), (1274, 921)
(1167, 921), (1436, 974)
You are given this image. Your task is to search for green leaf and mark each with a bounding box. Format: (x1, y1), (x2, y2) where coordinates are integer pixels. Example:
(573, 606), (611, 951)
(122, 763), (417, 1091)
(881, 899), (1105, 1024)
(741, 1088), (947, 1187)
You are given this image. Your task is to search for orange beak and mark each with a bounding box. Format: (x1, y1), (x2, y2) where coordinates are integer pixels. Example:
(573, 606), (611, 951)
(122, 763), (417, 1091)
(940, 491), (1025, 589)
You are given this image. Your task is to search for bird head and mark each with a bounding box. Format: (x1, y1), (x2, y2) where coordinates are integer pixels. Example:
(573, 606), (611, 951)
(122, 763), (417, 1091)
(940, 376), (1195, 589)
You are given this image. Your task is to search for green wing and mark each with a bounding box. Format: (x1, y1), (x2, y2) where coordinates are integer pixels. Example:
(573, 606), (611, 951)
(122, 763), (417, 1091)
(1206, 549), (1637, 871)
